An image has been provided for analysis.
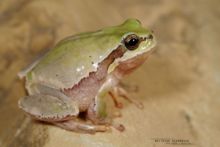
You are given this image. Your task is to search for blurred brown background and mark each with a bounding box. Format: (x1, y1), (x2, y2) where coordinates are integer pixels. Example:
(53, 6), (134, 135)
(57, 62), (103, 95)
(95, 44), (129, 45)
(0, 0), (220, 147)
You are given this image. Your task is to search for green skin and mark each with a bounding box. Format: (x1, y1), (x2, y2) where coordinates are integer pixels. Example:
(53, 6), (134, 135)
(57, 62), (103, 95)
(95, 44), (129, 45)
(18, 19), (156, 133)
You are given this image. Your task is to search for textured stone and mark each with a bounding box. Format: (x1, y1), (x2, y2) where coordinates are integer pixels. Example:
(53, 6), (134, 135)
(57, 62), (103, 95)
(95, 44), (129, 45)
(0, 0), (220, 147)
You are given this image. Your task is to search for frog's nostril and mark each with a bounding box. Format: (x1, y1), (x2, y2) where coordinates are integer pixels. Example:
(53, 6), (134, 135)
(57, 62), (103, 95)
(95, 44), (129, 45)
(148, 34), (153, 40)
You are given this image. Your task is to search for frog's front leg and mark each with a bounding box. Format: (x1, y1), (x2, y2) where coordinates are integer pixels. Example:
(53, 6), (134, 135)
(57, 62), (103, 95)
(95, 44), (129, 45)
(87, 76), (117, 123)
(19, 83), (79, 122)
(86, 76), (125, 131)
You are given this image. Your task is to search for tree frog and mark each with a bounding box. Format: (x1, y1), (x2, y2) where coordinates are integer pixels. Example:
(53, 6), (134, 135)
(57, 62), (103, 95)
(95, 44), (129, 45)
(18, 19), (156, 133)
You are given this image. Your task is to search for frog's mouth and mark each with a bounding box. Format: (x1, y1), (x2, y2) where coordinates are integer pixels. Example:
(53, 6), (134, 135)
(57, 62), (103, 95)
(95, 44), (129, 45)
(138, 34), (156, 55)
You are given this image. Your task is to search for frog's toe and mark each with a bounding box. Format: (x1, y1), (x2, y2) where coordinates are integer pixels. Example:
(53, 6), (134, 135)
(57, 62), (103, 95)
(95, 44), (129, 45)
(112, 86), (144, 109)
(18, 94), (79, 122)
(54, 120), (110, 133)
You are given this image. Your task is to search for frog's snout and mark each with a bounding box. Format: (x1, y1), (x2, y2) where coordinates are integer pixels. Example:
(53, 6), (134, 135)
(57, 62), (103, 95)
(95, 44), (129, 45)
(143, 34), (154, 41)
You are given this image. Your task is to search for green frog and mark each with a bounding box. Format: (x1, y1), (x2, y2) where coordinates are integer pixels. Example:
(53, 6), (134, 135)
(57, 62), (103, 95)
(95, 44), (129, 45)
(18, 18), (156, 133)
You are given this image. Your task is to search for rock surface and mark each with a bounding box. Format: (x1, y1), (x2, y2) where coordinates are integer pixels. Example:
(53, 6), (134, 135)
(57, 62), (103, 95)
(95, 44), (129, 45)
(0, 0), (220, 147)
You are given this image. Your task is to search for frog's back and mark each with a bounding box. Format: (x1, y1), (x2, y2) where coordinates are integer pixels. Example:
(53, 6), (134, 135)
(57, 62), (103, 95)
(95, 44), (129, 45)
(27, 31), (122, 89)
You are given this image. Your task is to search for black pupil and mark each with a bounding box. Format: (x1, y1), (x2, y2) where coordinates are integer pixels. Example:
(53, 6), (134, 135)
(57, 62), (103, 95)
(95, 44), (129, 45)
(128, 38), (138, 46)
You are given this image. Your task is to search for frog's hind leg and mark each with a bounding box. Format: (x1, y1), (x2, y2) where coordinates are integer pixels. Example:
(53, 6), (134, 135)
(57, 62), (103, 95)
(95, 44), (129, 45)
(19, 94), (79, 122)
(19, 84), (79, 122)
(54, 119), (110, 134)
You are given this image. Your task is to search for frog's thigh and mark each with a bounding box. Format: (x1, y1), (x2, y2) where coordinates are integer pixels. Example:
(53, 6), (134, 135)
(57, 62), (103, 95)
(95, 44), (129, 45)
(19, 84), (79, 122)
(54, 119), (109, 133)
(28, 83), (72, 102)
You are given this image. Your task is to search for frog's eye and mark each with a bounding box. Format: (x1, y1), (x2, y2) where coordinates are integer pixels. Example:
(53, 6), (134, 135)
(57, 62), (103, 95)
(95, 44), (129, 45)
(123, 34), (140, 50)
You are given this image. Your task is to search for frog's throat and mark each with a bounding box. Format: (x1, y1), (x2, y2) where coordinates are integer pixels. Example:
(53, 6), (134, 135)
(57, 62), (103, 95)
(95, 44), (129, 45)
(115, 50), (153, 79)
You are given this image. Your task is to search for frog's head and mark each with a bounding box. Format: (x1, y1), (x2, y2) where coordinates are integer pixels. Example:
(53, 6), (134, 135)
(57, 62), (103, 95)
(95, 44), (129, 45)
(105, 18), (156, 63)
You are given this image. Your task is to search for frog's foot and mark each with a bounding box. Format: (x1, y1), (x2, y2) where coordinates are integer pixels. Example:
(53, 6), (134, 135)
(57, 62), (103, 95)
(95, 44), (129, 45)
(54, 119), (110, 134)
(109, 91), (123, 108)
(86, 113), (124, 132)
(18, 94), (79, 122)
(111, 86), (144, 109)
(112, 122), (125, 132)
(87, 102), (124, 132)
